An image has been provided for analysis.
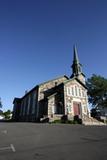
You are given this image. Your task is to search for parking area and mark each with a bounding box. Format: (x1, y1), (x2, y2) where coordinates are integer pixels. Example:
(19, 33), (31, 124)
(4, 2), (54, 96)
(0, 122), (107, 160)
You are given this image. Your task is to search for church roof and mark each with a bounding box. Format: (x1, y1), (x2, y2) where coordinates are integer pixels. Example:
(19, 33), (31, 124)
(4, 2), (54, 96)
(16, 75), (68, 100)
(38, 75), (68, 86)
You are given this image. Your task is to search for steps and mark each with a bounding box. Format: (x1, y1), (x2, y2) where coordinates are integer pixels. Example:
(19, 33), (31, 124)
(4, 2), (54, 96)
(82, 114), (106, 126)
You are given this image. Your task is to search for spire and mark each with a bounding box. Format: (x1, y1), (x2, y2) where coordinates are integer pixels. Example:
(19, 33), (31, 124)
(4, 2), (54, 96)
(73, 45), (79, 64)
(70, 45), (83, 78)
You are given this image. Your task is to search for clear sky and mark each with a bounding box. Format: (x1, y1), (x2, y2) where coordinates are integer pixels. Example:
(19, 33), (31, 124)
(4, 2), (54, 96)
(0, 0), (107, 111)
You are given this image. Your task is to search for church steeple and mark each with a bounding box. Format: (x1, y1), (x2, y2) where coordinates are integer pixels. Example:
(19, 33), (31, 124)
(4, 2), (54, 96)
(73, 45), (80, 65)
(70, 45), (85, 83)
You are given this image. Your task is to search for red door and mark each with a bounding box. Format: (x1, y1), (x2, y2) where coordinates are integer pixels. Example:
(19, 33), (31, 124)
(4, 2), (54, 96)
(73, 103), (80, 116)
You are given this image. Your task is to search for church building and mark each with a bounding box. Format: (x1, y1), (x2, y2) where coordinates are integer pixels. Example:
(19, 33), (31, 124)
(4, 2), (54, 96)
(12, 46), (89, 122)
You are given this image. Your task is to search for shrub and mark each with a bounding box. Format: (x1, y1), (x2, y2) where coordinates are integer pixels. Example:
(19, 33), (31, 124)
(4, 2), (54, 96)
(51, 119), (79, 124)
(51, 119), (62, 123)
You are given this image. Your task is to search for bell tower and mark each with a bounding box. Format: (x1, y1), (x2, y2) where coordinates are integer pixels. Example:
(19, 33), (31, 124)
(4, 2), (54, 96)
(70, 45), (86, 84)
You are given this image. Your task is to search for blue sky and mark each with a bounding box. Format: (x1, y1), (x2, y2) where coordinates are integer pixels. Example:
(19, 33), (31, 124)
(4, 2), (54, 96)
(0, 0), (107, 111)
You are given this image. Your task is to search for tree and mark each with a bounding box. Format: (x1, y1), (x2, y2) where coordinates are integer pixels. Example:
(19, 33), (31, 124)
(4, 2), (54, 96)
(86, 74), (107, 107)
(3, 110), (12, 120)
(0, 109), (3, 115)
(0, 98), (3, 116)
(0, 97), (2, 108)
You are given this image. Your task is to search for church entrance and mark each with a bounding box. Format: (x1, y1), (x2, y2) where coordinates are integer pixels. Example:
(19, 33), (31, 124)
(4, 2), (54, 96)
(73, 102), (81, 116)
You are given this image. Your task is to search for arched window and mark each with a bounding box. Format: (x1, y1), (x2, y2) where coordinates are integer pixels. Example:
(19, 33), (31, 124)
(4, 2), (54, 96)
(23, 98), (26, 116)
(72, 86), (74, 96)
(67, 87), (71, 96)
(82, 90), (86, 97)
(79, 88), (81, 97)
(75, 86), (78, 96)
(27, 96), (31, 115)
(32, 92), (36, 114)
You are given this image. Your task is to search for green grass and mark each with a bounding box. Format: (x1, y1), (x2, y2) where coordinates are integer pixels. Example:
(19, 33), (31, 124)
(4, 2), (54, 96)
(51, 119), (80, 124)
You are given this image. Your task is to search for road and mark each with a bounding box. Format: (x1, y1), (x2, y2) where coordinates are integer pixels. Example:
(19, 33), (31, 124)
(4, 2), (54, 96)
(0, 122), (107, 160)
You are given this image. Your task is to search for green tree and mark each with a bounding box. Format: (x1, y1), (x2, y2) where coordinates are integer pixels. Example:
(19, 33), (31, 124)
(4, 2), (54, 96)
(3, 110), (12, 120)
(0, 97), (2, 108)
(0, 98), (3, 116)
(87, 74), (107, 107)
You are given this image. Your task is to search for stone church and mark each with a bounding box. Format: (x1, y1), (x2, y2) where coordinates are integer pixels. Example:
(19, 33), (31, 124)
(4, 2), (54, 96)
(12, 46), (89, 122)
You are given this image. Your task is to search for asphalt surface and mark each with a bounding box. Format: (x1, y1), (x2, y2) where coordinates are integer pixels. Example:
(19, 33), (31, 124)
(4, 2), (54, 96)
(0, 122), (107, 160)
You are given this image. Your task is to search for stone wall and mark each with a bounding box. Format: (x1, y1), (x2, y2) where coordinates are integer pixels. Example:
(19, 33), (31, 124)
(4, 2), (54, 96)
(36, 76), (67, 119)
(48, 94), (56, 117)
(38, 76), (67, 101)
(64, 79), (88, 117)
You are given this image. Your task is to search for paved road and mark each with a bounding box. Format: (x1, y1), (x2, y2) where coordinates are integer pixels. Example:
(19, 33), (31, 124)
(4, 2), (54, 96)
(0, 123), (107, 160)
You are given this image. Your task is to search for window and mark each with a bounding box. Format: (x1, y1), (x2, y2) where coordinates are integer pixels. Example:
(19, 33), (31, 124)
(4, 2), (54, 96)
(20, 100), (24, 116)
(67, 87), (71, 96)
(75, 86), (78, 96)
(32, 93), (36, 114)
(79, 88), (81, 97)
(82, 90), (86, 97)
(72, 86), (74, 96)
(27, 96), (31, 115)
(23, 98), (26, 116)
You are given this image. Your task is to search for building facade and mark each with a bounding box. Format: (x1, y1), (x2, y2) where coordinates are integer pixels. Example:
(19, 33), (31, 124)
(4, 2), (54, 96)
(12, 46), (89, 122)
